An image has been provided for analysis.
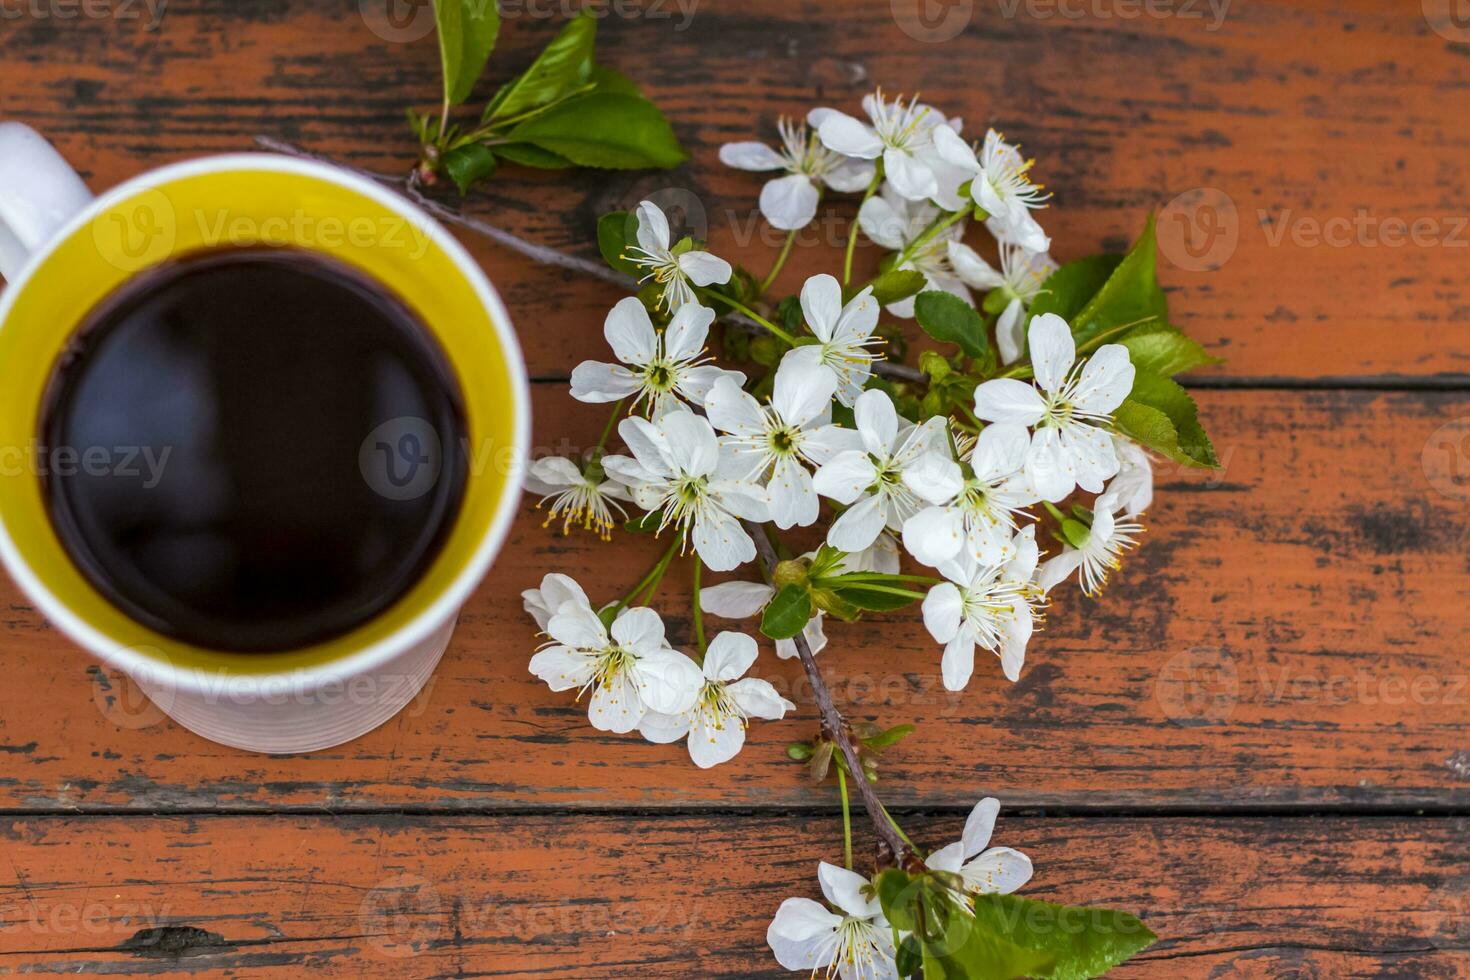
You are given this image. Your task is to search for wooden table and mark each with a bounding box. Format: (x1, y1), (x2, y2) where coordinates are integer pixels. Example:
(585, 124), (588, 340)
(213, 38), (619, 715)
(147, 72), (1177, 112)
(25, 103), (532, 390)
(2, 1), (1467, 976)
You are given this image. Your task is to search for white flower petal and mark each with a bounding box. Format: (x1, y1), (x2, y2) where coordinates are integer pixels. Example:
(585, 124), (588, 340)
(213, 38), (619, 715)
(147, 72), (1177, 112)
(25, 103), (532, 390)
(727, 677), (793, 720)
(527, 647), (593, 692)
(904, 505), (965, 568)
(800, 273), (843, 340)
(1028, 313), (1076, 394)
(546, 605), (608, 650)
(676, 365), (745, 408)
(1072, 344), (1136, 415)
(523, 572), (591, 630)
(824, 156), (877, 193)
(819, 862), (882, 919)
(635, 200), (670, 253)
(569, 360), (643, 404)
(773, 355), (839, 428)
(704, 376), (766, 438)
(922, 581), (964, 643)
(826, 494), (886, 552)
(961, 797), (1000, 857)
(818, 112), (884, 159)
(1036, 549), (1083, 593)
(768, 457), (819, 530)
(703, 630), (759, 682)
(801, 423), (865, 466)
(971, 422), (1031, 482)
(932, 123), (979, 173)
(1026, 426), (1076, 503)
(767, 898), (842, 970)
(635, 648), (703, 715)
(663, 301), (715, 363)
(524, 455), (583, 494)
(947, 240), (1005, 290)
(760, 173), (821, 231)
(700, 580), (775, 618)
(638, 710), (691, 744)
(996, 298), (1027, 365)
(718, 140), (786, 171)
(610, 605), (666, 654)
(961, 847), (1034, 895)
(926, 841), (966, 875)
(587, 670), (644, 733)
(883, 146), (938, 201)
(660, 409), (721, 477)
(854, 388), (898, 456)
(687, 712), (747, 768)
(942, 631), (977, 691)
(603, 296), (658, 365)
(692, 509), (756, 572)
(902, 451), (964, 505)
(678, 250), (733, 287)
(812, 451), (877, 505)
(857, 195), (908, 251)
(973, 379), (1046, 426)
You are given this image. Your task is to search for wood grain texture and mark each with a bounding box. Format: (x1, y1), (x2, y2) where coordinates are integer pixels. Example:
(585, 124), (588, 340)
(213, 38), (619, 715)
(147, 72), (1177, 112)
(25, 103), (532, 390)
(0, 387), (1465, 812)
(1, 814), (1466, 976)
(1, 0), (1467, 380)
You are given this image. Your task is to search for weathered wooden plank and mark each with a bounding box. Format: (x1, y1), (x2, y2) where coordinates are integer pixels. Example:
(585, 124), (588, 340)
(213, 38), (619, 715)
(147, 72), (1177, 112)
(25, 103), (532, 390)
(1, 0), (1466, 380)
(0, 387), (1465, 812)
(0, 814), (1464, 976)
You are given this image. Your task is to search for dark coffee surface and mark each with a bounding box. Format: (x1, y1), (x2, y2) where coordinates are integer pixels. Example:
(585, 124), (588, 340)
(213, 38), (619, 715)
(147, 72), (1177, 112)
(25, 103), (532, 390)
(41, 248), (467, 652)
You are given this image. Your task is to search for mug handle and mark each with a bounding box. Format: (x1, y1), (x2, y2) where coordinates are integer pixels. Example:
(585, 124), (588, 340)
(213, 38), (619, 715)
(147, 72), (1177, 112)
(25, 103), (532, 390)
(0, 123), (95, 282)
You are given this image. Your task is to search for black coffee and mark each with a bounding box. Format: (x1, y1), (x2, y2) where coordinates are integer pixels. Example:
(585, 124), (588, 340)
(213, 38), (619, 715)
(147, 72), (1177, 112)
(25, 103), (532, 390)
(41, 248), (467, 652)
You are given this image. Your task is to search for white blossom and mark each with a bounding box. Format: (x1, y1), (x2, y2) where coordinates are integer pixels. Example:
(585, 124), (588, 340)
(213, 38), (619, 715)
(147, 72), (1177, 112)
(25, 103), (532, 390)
(1035, 491), (1143, 596)
(529, 604), (702, 733)
(522, 572), (595, 632)
(925, 797), (1034, 896)
(932, 125), (1050, 252)
(704, 357), (861, 529)
(858, 184), (971, 319)
(767, 863), (899, 980)
(720, 115), (876, 230)
(639, 631), (795, 768)
(783, 274), (882, 407)
(524, 456), (630, 540)
(816, 89), (949, 202)
(813, 389), (949, 553)
(901, 422), (1038, 568)
(922, 526), (1044, 687)
(601, 410), (769, 571)
(623, 200), (733, 313)
(973, 313), (1135, 503)
(570, 297), (744, 414)
(947, 240), (1058, 364)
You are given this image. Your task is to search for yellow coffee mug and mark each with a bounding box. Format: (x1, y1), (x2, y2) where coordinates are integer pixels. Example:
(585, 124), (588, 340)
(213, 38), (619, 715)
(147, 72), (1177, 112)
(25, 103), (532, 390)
(0, 122), (529, 752)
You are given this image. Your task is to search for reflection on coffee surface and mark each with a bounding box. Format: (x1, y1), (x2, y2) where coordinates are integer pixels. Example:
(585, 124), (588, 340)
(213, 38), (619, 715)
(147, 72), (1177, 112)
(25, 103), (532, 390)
(41, 248), (468, 652)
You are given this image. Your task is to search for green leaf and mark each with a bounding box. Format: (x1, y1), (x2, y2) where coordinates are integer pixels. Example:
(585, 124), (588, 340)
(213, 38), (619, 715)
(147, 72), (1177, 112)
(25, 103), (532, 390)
(505, 92), (685, 170)
(486, 13), (597, 124)
(493, 142), (575, 169)
(831, 584), (918, 613)
(1114, 367), (1219, 468)
(434, 0), (501, 106)
(896, 935), (923, 977)
(1119, 328), (1218, 377)
(1028, 254), (1124, 322)
(970, 894), (1157, 980)
(597, 211), (643, 277)
(442, 142), (496, 194)
(869, 269), (928, 306)
(586, 64), (641, 96)
(862, 723), (915, 749)
(622, 511), (661, 534)
(914, 290), (989, 359)
(1069, 215), (1167, 346)
(924, 920), (1056, 980)
(760, 584), (813, 640)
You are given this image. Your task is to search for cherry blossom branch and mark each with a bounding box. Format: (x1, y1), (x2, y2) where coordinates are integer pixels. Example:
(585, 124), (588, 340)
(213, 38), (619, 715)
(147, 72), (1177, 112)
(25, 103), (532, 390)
(250, 136), (925, 383)
(742, 519), (914, 867)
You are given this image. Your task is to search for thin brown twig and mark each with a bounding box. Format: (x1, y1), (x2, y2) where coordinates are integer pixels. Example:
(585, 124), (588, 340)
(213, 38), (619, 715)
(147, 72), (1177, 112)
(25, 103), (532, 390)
(250, 136), (925, 383)
(743, 519), (913, 865)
